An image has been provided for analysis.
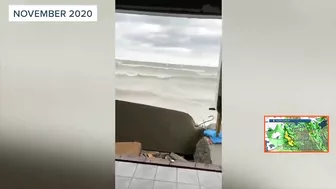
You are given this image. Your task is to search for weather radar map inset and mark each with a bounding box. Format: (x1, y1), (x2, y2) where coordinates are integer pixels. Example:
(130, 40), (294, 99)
(264, 116), (329, 153)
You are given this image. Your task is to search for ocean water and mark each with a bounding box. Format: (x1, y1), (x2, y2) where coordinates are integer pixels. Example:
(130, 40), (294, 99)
(115, 59), (220, 124)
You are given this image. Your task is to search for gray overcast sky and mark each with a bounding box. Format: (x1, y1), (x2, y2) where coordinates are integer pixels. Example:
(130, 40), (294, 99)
(115, 13), (222, 67)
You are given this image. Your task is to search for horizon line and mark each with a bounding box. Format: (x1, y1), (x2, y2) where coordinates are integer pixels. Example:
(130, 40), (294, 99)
(116, 58), (219, 68)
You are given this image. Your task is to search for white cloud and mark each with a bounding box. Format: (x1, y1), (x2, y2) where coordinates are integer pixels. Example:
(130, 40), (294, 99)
(115, 13), (222, 66)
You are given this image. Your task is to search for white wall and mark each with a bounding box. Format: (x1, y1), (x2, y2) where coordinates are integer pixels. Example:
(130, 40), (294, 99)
(222, 0), (336, 188)
(0, 0), (115, 188)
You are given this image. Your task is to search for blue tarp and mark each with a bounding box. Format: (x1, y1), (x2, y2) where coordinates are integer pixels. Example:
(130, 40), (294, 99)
(203, 129), (222, 144)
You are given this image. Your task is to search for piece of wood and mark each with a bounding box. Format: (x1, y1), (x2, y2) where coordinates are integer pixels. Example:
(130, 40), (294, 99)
(116, 142), (142, 156)
(169, 152), (188, 162)
(142, 150), (162, 160)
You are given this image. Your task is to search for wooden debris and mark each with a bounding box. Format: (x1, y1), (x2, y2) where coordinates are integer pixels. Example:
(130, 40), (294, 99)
(169, 152), (188, 162)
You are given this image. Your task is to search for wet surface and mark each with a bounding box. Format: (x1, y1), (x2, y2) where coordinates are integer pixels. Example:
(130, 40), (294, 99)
(116, 161), (222, 189)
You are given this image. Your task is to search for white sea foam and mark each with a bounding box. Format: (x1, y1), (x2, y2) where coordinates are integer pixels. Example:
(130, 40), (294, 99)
(115, 59), (220, 123)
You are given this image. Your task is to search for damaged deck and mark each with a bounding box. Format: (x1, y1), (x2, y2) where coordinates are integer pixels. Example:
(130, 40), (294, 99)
(116, 100), (222, 168)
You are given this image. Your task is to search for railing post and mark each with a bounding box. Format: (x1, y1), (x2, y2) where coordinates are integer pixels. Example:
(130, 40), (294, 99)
(215, 44), (222, 137)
